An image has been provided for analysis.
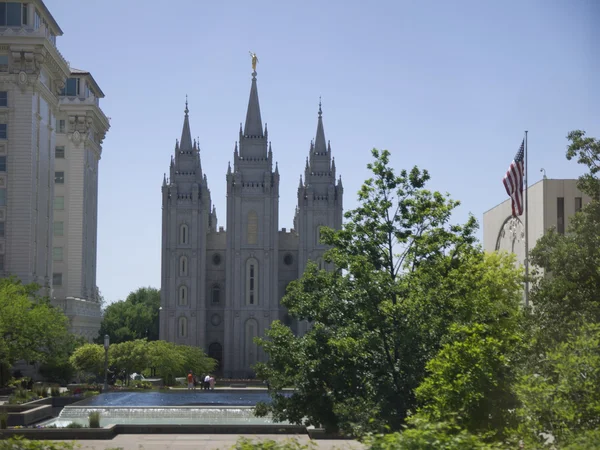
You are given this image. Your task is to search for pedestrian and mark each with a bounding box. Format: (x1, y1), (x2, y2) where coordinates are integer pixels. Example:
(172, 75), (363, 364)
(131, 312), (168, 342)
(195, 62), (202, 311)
(204, 374), (210, 390)
(187, 370), (194, 390)
(209, 375), (215, 390)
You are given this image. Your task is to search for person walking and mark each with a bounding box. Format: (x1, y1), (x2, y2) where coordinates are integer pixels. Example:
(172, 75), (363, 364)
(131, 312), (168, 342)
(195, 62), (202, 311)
(187, 371), (194, 391)
(204, 374), (210, 390)
(209, 375), (215, 390)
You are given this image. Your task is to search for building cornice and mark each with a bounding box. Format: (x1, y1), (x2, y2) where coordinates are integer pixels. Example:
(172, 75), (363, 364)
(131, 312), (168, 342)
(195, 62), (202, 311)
(58, 102), (110, 134)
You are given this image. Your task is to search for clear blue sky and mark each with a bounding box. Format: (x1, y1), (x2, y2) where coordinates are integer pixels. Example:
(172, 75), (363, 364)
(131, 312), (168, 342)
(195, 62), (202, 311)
(46, 0), (599, 305)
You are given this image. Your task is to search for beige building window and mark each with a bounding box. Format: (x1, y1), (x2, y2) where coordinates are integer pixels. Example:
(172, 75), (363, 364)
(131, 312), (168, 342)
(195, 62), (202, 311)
(178, 285), (188, 306)
(179, 256), (188, 276)
(178, 316), (187, 338)
(575, 197), (582, 213)
(52, 247), (63, 261)
(54, 196), (65, 210)
(180, 224), (188, 245)
(246, 257), (258, 305)
(55, 171), (64, 184)
(557, 197), (565, 235)
(247, 211), (258, 244)
(55, 146), (65, 159)
(53, 221), (64, 236)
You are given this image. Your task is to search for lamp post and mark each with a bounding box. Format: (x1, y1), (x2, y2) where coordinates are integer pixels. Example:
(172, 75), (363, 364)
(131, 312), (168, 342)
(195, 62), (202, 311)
(103, 334), (109, 392)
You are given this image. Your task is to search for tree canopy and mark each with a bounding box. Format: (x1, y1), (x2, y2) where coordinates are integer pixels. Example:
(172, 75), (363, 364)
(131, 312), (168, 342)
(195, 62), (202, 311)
(69, 339), (215, 385)
(0, 277), (73, 386)
(96, 287), (160, 344)
(255, 149), (525, 434)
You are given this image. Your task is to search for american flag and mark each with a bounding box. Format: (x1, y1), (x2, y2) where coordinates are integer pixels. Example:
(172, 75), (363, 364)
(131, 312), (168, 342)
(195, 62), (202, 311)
(503, 140), (525, 216)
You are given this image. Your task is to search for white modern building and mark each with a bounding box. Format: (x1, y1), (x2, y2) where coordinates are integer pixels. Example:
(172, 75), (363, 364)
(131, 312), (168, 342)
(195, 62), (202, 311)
(0, 1), (109, 341)
(483, 178), (591, 266)
(160, 69), (343, 377)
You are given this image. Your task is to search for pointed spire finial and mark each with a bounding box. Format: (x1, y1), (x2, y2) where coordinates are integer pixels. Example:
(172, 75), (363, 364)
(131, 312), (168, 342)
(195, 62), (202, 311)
(243, 68), (263, 137)
(314, 98), (326, 153)
(180, 100), (193, 150)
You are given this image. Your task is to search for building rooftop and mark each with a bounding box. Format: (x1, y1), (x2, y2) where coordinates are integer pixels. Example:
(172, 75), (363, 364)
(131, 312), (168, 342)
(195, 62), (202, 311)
(35, 0), (63, 35)
(70, 68), (105, 98)
(482, 178), (577, 214)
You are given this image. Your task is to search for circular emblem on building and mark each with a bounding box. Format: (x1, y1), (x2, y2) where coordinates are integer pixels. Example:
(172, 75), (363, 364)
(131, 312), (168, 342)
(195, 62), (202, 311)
(284, 253), (294, 266)
(210, 314), (220, 326)
(212, 253), (221, 266)
(18, 71), (27, 85)
(72, 130), (81, 144)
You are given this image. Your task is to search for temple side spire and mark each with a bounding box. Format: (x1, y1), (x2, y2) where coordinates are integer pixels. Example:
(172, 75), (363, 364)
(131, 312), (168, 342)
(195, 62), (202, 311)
(243, 71), (263, 137)
(314, 98), (326, 154)
(180, 96), (193, 150)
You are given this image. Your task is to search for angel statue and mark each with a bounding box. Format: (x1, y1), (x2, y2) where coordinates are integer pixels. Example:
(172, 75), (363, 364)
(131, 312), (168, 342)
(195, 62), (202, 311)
(249, 52), (259, 71)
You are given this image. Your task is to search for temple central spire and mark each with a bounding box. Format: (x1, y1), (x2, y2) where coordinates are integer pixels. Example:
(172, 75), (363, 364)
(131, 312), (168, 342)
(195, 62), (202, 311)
(243, 71), (264, 138)
(314, 98), (327, 154)
(180, 96), (193, 150)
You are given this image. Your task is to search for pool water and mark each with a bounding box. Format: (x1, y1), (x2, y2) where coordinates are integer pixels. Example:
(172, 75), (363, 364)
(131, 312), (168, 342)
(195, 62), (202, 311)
(41, 391), (290, 428)
(74, 391), (278, 407)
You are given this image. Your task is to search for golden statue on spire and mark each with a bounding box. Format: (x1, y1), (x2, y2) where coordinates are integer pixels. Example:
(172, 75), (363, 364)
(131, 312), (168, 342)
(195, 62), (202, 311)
(249, 51), (259, 71)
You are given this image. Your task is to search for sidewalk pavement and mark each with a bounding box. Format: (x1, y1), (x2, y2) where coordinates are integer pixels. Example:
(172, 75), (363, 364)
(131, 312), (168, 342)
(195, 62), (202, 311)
(55, 434), (365, 449)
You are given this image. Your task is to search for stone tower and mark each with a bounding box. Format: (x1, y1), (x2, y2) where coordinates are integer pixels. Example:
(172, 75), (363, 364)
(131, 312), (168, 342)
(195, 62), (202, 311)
(294, 101), (344, 334)
(160, 100), (213, 349)
(224, 69), (280, 376)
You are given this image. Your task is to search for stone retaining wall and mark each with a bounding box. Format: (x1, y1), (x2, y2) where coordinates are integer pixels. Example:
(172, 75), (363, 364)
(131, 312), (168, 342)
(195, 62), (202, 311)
(0, 424), (307, 440)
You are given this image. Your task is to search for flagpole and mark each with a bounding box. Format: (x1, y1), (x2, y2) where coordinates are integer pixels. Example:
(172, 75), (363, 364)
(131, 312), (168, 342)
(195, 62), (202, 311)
(524, 131), (529, 307)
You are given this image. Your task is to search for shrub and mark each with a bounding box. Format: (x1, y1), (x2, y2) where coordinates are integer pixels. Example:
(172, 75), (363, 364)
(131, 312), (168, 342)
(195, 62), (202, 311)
(89, 411), (101, 428)
(50, 386), (60, 397)
(0, 436), (77, 449)
(0, 412), (7, 429)
(362, 419), (501, 450)
(65, 422), (84, 428)
(230, 437), (316, 450)
(562, 430), (600, 450)
(133, 380), (152, 390)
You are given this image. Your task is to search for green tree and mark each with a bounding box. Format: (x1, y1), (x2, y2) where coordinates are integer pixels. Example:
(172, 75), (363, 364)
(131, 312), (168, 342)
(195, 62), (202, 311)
(96, 287), (160, 344)
(146, 340), (184, 383)
(514, 323), (600, 447)
(38, 333), (85, 384)
(109, 339), (148, 384)
(255, 149), (512, 434)
(565, 130), (600, 199)
(0, 277), (72, 386)
(528, 131), (600, 348)
(413, 252), (524, 438)
(69, 343), (105, 380)
(177, 344), (216, 378)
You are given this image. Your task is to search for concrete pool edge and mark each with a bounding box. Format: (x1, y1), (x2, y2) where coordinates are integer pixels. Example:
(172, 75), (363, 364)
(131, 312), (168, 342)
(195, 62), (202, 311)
(0, 424), (308, 440)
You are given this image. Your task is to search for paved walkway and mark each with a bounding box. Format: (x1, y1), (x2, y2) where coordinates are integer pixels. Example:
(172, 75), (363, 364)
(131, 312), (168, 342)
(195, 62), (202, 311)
(56, 434), (364, 449)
